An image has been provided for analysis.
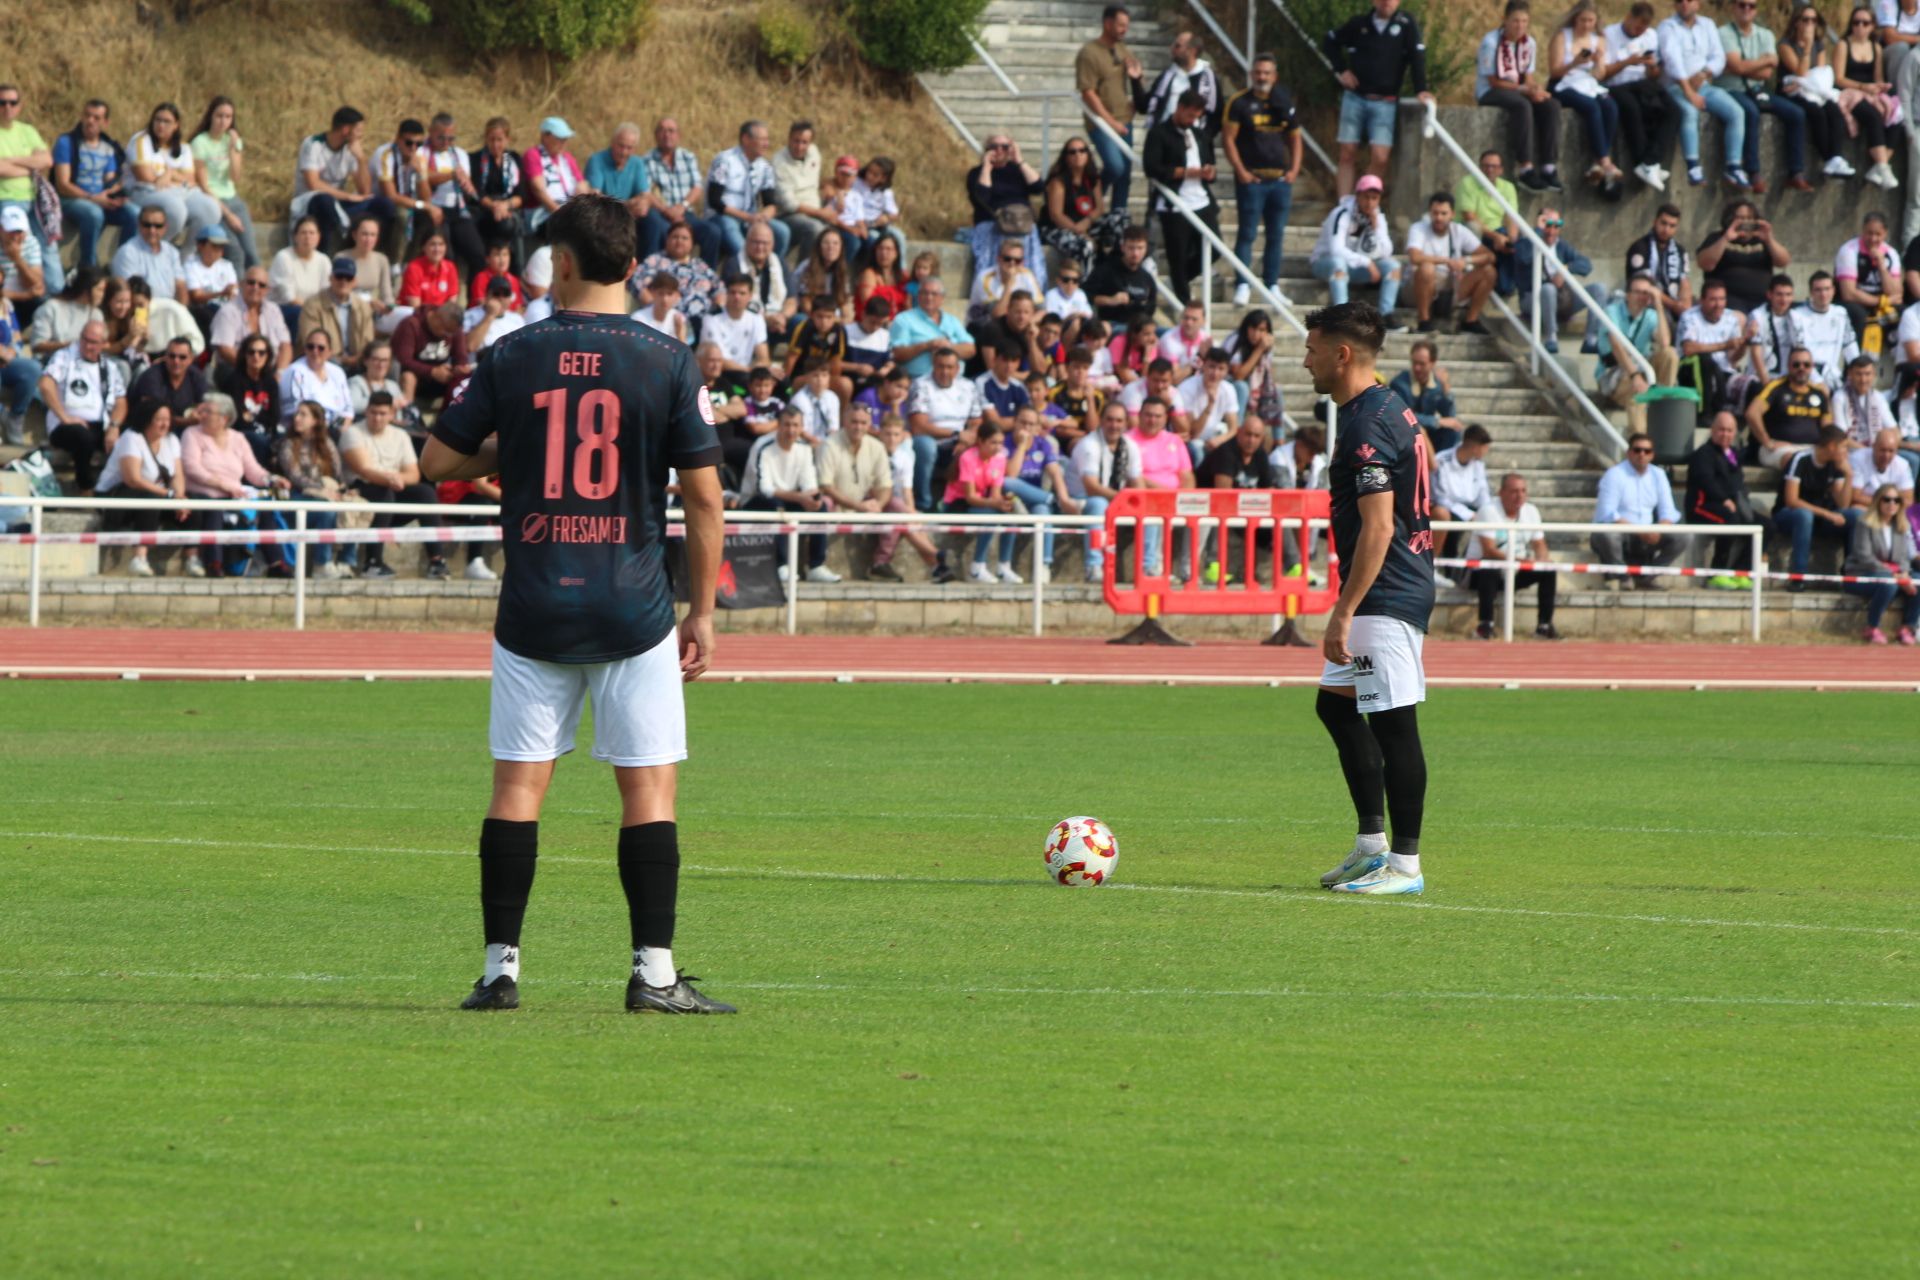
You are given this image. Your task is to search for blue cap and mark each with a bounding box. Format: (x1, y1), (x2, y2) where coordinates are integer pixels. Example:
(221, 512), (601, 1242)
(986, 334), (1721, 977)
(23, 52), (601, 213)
(330, 255), (358, 277)
(539, 116), (573, 140)
(196, 225), (229, 244)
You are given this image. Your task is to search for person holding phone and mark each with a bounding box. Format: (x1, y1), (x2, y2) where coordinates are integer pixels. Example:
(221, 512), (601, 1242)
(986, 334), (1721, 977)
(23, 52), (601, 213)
(1698, 199), (1790, 315)
(1548, 0), (1625, 194)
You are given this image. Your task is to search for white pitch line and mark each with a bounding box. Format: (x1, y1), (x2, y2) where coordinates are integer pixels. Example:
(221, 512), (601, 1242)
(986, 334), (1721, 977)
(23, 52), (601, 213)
(0, 966), (1911, 1012)
(3, 829), (1913, 940)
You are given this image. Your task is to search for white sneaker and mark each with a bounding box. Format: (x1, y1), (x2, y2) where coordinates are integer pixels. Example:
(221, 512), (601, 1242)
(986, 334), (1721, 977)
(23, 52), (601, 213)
(127, 556), (154, 577)
(184, 556), (206, 578)
(1824, 155), (1856, 177)
(1434, 573), (1456, 589)
(1232, 282), (1251, 306)
(995, 562), (1024, 585)
(968, 563), (997, 584)
(1320, 839), (1389, 888)
(464, 557), (498, 581)
(805, 565), (842, 583)
(1869, 161), (1899, 189)
(1632, 162), (1663, 191)
(776, 564), (791, 583)
(1331, 865), (1425, 896)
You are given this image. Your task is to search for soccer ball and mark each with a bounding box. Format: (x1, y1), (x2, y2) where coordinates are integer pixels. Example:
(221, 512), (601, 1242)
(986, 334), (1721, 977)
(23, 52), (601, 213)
(1043, 816), (1119, 886)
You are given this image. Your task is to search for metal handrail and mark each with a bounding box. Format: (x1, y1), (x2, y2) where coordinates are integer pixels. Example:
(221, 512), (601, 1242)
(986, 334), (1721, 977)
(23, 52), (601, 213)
(1178, 0), (1338, 177)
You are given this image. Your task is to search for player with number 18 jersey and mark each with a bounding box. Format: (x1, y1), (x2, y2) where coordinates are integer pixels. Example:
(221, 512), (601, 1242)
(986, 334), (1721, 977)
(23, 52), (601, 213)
(1326, 380), (1436, 635)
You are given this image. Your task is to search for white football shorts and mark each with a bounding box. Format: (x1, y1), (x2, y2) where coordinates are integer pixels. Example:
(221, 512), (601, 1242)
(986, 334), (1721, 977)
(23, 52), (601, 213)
(1319, 614), (1426, 713)
(490, 630), (687, 767)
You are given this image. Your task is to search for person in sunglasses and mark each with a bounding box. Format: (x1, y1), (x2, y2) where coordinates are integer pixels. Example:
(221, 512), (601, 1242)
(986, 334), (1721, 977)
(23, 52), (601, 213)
(110, 206), (189, 308)
(1845, 482), (1920, 643)
(1746, 344), (1834, 470)
(1590, 431), (1682, 587)
(1515, 205), (1606, 354)
(127, 336), (206, 428)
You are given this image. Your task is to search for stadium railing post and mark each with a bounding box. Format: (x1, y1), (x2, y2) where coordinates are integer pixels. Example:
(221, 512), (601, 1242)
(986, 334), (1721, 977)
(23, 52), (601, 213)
(1502, 528), (1517, 642)
(1751, 528), (1765, 641)
(27, 500), (42, 627)
(1530, 250), (1543, 376)
(1201, 239), (1213, 333)
(1031, 517), (1045, 637)
(785, 526), (799, 635)
(293, 507), (308, 632)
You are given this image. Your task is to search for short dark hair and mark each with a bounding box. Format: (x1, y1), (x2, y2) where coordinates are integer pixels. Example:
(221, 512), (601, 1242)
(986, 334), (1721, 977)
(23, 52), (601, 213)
(1203, 346), (1230, 365)
(1295, 423), (1326, 451)
(1503, 0), (1528, 14)
(1626, 431), (1653, 450)
(789, 118), (814, 135)
(1847, 354), (1878, 373)
(1039, 311), (1064, 328)
(546, 193), (636, 285)
(1701, 279), (1727, 296)
(1629, 1), (1654, 18)
(648, 271), (680, 293)
(798, 356), (829, 377)
(1410, 338), (1438, 362)
(1177, 89), (1206, 111)
(1007, 289), (1034, 308)
(1865, 211), (1890, 230)
(367, 390), (394, 408)
(1147, 357), (1174, 376)
(486, 237), (513, 254)
(993, 337), (1023, 362)
(883, 367), (913, 384)
(1102, 4), (1130, 20)
(1252, 52), (1277, 68)
(1139, 395), (1168, 414)
(1462, 424), (1493, 446)
(1121, 224), (1149, 244)
(398, 118), (426, 137)
(1303, 301), (1385, 353)
(1067, 347), (1093, 367)
(722, 272), (753, 290)
(810, 294), (838, 313)
(1769, 273), (1794, 291)
(1655, 202), (1682, 221)
(330, 106), (364, 130)
(1817, 425), (1849, 448)
(1810, 269), (1833, 285)
(748, 365), (775, 383)
(1428, 191), (1454, 209)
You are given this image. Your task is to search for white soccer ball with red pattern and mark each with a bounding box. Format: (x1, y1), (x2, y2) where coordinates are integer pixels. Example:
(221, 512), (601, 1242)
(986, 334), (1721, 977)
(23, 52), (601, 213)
(1044, 816), (1119, 886)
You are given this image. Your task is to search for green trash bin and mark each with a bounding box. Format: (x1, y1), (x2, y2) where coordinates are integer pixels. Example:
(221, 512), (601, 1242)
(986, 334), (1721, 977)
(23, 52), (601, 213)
(1635, 385), (1702, 463)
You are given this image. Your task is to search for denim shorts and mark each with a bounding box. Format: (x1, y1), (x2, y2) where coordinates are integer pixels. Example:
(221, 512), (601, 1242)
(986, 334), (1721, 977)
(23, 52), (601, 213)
(1337, 92), (1398, 147)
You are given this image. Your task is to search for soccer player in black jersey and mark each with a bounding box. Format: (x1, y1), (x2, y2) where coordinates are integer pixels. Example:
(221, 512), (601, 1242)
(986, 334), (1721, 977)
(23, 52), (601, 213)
(422, 194), (735, 1012)
(1300, 301), (1435, 896)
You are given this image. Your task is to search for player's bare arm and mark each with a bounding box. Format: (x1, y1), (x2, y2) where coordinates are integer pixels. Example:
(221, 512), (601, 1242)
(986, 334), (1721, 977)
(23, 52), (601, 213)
(677, 464), (723, 682)
(421, 433), (500, 482)
(1323, 489), (1393, 667)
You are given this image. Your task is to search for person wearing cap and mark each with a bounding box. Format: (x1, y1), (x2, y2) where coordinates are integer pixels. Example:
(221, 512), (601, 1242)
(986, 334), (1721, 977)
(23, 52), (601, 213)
(1309, 174), (1404, 325)
(772, 120), (824, 259)
(709, 120), (789, 264)
(109, 202), (190, 308)
(298, 255), (376, 372)
(183, 225), (239, 338)
(819, 152), (872, 261)
(524, 116), (585, 233)
(0, 205), (46, 318)
(464, 276), (525, 351)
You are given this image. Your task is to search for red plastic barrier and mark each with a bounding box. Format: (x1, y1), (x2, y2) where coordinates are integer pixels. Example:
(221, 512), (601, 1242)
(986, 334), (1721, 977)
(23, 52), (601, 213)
(1101, 489), (1341, 632)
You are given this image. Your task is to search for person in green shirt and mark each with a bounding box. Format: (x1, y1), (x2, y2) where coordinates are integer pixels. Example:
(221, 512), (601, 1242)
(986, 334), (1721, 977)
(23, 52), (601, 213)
(188, 96), (260, 270)
(0, 83), (63, 296)
(1453, 148), (1521, 295)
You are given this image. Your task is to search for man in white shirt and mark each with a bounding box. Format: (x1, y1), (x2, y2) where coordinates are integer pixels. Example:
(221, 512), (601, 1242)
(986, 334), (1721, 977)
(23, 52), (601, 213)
(1468, 471), (1558, 639)
(1116, 357), (1194, 438)
(183, 226), (238, 309)
(1850, 427), (1916, 505)
(747, 406), (834, 581)
(1747, 272), (1800, 382)
(1792, 271), (1858, 391)
(1657, 0), (1753, 187)
(1068, 401), (1140, 581)
(907, 348), (984, 511)
(771, 120), (824, 259)
(39, 322), (127, 491)
(1432, 423), (1493, 578)
(110, 206), (189, 306)
(1677, 280), (1751, 419)
(1175, 347), (1241, 452)
(463, 276), (525, 350)
(709, 120), (789, 260)
(1603, 2), (1678, 189)
(701, 274), (770, 374)
(1405, 191), (1495, 334)
(1833, 354), (1899, 445)
(1155, 301), (1211, 379)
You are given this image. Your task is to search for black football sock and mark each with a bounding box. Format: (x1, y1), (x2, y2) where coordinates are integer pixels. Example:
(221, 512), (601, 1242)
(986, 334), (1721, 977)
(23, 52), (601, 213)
(478, 818), (539, 958)
(1367, 704), (1427, 863)
(619, 822), (680, 985)
(1316, 688), (1385, 836)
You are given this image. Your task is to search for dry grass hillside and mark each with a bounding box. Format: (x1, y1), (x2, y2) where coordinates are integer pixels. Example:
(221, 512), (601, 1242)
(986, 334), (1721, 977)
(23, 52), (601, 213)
(5, 0), (977, 233)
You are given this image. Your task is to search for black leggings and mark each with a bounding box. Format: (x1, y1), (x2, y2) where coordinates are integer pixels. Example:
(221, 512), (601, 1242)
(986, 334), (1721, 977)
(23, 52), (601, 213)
(1479, 88), (1561, 170)
(1850, 100), (1889, 149)
(49, 421), (107, 491)
(1794, 97), (1853, 161)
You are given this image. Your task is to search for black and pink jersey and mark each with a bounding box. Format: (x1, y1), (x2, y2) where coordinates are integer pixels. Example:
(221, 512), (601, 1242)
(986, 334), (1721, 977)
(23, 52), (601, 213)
(432, 310), (723, 664)
(1327, 381), (1435, 631)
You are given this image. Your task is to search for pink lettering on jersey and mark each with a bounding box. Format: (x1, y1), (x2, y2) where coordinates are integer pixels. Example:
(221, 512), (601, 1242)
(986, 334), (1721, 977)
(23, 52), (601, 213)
(557, 351), (604, 377)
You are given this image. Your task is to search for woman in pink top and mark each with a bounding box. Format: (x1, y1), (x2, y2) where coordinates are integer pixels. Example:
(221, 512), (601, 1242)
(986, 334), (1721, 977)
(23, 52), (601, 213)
(943, 420), (1020, 583)
(1126, 397), (1196, 577)
(182, 389), (287, 577)
(399, 233), (460, 310)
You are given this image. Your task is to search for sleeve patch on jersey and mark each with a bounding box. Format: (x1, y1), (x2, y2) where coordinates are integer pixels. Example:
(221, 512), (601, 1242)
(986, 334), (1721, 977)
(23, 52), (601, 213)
(1354, 442), (1377, 461)
(1356, 463), (1390, 492)
(448, 375), (470, 405)
(697, 385), (717, 426)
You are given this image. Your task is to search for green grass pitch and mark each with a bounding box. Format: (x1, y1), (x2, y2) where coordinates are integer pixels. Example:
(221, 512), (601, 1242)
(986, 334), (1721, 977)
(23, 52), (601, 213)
(1, 680), (1915, 1277)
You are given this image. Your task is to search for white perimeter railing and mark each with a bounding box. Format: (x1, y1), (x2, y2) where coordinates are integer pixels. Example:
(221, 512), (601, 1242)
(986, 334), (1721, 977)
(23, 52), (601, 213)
(6, 496), (1770, 642)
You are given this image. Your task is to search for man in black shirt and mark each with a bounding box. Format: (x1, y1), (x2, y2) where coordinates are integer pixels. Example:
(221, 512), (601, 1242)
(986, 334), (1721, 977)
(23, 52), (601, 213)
(1196, 417), (1273, 578)
(1222, 53), (1302, 303)
(1144, 91), (1220, 306)
(1771, 425), (1857, 586)
(1324, 0), (1434, 194)
(1685, 411), (1757, 580)
(1697, 201), (1787, 314)
(423, 193), (734, 1015)
(1744, 345), (1832, 469)
(1625, 203), (1692, 322)
(1085, 224), (1156, 323)
(1302, 300), (1434, 897)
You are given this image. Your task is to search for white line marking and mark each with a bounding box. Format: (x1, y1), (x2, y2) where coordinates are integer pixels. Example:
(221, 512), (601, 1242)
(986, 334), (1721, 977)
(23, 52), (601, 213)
(3, 829), (1911, 940)
(0, 967), (1910, 1012)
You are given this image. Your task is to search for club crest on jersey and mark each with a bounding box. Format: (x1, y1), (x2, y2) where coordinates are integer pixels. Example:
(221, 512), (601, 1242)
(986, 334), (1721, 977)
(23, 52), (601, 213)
(1355, 443), (1377, 461)
(697, 385), (717, 426)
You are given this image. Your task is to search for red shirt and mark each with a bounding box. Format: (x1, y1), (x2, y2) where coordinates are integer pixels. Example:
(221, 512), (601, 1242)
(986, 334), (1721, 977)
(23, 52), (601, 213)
(469, 269), (526, 310)
(401, 256), (460, 308)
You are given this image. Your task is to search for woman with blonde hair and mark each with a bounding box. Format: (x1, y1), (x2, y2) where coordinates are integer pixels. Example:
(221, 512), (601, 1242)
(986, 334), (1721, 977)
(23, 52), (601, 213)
(1546, 0), (1625, 192)
(1845, 482), (1920, 643)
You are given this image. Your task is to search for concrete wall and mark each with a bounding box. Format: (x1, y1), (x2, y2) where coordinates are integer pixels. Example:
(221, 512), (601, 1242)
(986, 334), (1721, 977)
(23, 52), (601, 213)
(1384, 103), (1912, 293)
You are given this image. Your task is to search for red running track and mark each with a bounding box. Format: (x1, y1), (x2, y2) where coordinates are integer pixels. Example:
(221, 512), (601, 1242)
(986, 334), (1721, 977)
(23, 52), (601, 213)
(1, 628), (1914, 690)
